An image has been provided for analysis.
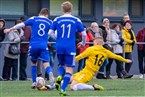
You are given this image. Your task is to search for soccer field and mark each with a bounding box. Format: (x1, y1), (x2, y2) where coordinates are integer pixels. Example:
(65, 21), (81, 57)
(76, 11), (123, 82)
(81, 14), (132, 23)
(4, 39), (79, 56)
(0, 79), (144, 97)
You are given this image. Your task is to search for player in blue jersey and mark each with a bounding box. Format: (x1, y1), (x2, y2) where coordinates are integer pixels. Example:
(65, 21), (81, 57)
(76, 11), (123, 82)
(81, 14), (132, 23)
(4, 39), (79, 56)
(48, 1), (86, 96)
(5, 8), (55, 89)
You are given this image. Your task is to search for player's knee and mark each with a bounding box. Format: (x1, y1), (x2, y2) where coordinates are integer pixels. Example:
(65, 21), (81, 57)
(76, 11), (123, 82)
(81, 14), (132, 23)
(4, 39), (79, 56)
(70, 84), (77, 91)
(43, 62), (50, 69)
(70, 84), (74, 90)
(31, 59), (37, 65)
(32, 62), (37, 66)
(70, 80), (77, 91)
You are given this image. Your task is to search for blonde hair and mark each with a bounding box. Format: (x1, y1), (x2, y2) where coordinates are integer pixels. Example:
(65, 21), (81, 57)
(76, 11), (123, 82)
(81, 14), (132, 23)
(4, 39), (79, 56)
(94, 36), (103, 40)
(61, 1), (73, 13)
(93, 36), (104, 45)
(91, 22), (98, 28)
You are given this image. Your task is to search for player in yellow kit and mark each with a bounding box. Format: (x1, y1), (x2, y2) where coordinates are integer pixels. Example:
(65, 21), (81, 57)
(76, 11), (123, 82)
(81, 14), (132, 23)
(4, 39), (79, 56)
(70, 36), (132, 91)
(38, 36), (132, 91)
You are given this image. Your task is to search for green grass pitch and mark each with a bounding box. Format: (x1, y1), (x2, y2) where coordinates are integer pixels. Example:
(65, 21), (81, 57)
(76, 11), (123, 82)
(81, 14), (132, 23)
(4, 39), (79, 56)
(0, 78), (144, 97)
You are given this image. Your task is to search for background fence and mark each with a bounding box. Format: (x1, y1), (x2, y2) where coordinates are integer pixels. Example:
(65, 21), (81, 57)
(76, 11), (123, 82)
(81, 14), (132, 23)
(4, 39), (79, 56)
(0, 41), (144, 80)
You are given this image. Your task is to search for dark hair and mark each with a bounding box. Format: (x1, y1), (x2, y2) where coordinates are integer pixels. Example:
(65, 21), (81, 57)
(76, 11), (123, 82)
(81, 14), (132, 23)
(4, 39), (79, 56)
(0, 18), (5, 27)
(15, 19), (22, 25)
(111, 23), (122, 30)
(123, 20), (132, 26)
(20, 16), (27, 21)
(39, 8), (49, 15)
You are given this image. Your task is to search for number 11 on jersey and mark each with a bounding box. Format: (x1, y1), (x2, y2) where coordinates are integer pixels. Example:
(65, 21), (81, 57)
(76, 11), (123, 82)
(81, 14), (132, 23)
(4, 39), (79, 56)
(61, 24), (71, 38)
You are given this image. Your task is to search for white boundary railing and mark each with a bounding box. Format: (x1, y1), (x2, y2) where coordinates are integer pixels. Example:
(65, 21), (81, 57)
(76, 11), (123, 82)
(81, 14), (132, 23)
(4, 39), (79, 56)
(0, 41), (145, 80)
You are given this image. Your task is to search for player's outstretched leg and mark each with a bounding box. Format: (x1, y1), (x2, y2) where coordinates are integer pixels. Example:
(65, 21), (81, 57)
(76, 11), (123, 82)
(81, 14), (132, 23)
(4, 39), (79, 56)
(56, 76), (62, 91)
(92, 84), (105, 91)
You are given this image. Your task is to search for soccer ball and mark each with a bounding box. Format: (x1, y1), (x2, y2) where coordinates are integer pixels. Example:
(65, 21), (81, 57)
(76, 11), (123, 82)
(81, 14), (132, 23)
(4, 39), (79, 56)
(36, 77), (45, 88)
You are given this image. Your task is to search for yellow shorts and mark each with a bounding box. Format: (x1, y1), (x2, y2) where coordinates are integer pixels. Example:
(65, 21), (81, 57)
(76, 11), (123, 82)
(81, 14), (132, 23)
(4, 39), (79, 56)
(73, 69), (94, 83)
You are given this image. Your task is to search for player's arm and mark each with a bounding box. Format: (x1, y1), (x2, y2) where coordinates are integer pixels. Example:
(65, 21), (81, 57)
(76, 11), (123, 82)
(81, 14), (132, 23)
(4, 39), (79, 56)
(77, 30), (86, 48)
(77, 18), (86, 46)
(48, 29), (56, 39)
(48, 19), (57, 39)
(4, 17), (34, 33)
(75, 48), (91, 62)
(107, 50), (132, 63)
(81, 31), (86, 46)
(4, 23), (25, 33)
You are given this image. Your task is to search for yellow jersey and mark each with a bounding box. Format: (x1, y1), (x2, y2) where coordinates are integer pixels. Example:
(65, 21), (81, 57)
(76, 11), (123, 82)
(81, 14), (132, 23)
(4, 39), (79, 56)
(74, 45), (128, 83)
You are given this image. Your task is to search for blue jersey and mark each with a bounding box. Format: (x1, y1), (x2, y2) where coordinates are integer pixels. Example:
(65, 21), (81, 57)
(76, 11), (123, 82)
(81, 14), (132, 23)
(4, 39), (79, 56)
(24, 16), (52, 46)
(50, 14), (84, 55)
(24, 16), (52, 63)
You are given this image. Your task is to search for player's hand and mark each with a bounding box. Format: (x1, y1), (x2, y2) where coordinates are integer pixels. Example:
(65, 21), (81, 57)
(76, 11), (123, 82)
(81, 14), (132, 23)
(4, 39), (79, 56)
(77, 42), (84, 48)
(4, 28), (13, 33)
(4, 28), (11, 33)
(77, 43), (82, 49)
(126, 59), (132, 63)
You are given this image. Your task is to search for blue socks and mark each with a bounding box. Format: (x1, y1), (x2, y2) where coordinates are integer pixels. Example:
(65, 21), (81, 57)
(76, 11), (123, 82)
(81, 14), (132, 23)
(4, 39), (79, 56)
(31, 65), (53, 83)
(61, 73), (72, 92)
(31, 65), (37, 83)
(45, 66), (53, 75)
(58, 65), (65, 76)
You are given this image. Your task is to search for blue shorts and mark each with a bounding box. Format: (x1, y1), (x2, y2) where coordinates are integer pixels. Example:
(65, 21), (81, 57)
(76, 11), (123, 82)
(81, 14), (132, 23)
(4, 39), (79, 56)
(57, 54), (75, 67)
(28, 45), (50, 63)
